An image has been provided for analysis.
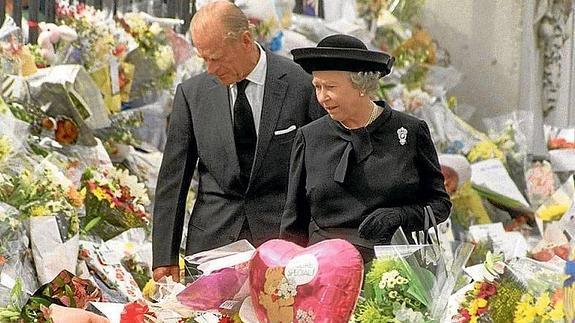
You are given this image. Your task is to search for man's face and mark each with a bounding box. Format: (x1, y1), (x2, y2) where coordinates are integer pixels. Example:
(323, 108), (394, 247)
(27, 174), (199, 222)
(193, 25), (250, 86)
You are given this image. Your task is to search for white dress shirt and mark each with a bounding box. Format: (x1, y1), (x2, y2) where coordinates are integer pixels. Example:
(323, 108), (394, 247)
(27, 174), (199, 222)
(228, 43), (267, 136)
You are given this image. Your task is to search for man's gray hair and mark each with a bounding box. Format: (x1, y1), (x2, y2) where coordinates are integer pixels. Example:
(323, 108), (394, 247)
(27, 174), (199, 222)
(191, 1), (250, 40)
(349, 71), (382, 96)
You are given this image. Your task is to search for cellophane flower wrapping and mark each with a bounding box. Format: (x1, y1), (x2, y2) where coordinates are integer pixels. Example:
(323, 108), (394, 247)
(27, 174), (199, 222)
(178, 240), (255, 313)
(79, 240), (143, 302)
(0, 202), (38, 308)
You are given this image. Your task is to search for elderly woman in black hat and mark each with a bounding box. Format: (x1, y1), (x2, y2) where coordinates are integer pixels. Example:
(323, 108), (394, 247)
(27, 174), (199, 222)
(279, 34), (451, 261)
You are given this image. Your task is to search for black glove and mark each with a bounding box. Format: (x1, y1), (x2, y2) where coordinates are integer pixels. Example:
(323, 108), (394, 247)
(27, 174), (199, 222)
(358, 208), (403, 243)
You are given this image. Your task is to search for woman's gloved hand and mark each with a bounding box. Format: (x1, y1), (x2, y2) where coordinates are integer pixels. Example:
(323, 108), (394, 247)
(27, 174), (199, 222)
(358, 208), (403, 243)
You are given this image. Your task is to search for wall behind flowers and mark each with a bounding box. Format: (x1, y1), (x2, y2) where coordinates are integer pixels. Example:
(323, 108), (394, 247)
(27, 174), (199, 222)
(418, 0), (523, 132)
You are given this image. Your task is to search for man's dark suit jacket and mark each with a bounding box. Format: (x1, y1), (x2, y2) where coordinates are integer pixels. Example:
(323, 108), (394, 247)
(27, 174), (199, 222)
(152, 50), (324, 268)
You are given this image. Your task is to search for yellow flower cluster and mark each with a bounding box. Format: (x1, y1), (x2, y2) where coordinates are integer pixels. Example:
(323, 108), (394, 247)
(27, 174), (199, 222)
(30, 205), (50, 217)
(0, 135), (12, 164)
(537, 203), (568, 221)
(467, 140), (506, 164)
(91, 186), (112, 204)
(513, 292), (564, 323)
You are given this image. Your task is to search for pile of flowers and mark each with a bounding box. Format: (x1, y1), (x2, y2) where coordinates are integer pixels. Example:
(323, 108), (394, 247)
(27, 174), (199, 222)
(81, 166), (150, 240)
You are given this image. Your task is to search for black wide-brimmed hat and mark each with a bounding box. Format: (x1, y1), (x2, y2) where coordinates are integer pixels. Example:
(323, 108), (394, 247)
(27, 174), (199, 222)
(291, 34), (394, 75)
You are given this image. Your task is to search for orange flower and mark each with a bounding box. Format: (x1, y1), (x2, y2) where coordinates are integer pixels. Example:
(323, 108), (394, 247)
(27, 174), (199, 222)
(55, 118), (79, 145)
(66, 186), (85, 208)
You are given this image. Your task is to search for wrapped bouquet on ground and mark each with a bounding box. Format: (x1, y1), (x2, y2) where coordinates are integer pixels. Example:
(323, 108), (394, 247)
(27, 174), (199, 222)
(354, 242), (471, 322)
(0, 160), (83, 284)
(80, 166), (150, 241)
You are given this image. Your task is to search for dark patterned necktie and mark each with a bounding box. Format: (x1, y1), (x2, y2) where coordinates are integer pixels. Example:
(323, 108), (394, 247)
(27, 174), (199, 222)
(233, 79), (257, 188)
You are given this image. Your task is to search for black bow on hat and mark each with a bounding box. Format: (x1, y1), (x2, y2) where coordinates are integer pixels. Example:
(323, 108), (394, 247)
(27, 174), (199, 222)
(291, 34), (394, 75)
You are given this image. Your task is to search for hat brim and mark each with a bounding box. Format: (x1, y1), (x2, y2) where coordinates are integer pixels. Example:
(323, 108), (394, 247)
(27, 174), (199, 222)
(291, 47), (394, 75)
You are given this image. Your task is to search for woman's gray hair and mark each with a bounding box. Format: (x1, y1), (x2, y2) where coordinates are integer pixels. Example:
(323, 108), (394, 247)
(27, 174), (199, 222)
(349, 71), (382, 96)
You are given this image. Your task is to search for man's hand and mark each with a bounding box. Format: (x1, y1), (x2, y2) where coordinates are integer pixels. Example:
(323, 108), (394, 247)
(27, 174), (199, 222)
(49, 304), (109, 323)
(153, 265), (180, 282)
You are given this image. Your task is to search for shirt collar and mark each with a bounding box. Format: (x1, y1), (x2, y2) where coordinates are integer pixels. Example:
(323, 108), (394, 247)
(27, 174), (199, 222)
(244, 43), (266, 86)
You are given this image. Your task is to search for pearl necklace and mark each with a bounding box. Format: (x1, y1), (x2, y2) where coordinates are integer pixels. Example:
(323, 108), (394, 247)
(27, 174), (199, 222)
(341, 102), (380, 129)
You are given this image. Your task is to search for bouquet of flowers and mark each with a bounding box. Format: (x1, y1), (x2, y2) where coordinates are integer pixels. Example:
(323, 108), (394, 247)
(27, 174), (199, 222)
(454, 253), (524, 323)
(119, 12), (176, 99)
(0, 166), (82, 234)
(513, 289), (564, 323)
(55, 2), (117, 71)
(21, 270), (102, 322)
(387, 84), (435, 113)
(0, 161), (84, 283)
(93, 108), (144, 159)
(525, 159), (557, 209)
(452, 280), (498, 323)
(0, 22), (38, 77)
(81, 166), (150, 241)
(354, 255), (432, 322)
(355, 242), (469, 322)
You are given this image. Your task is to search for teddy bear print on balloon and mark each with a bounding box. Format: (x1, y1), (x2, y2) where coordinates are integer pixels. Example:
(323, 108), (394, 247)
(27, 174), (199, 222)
(259, 267), (295, 323)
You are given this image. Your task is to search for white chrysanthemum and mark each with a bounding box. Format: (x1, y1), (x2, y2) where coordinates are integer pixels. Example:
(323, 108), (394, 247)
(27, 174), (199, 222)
(379, 270), (401, 289)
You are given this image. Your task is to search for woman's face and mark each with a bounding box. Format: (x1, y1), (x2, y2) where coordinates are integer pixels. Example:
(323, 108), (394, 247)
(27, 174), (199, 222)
(312, 70), (363, 123)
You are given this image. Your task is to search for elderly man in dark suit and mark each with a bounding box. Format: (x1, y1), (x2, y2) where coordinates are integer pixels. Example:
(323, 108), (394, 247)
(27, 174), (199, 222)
(152, 1), (324, 281)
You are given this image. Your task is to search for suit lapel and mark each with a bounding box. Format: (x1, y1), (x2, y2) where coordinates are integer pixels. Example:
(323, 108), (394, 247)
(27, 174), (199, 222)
(206, 78), (240, 178)
(249, 53), (288, 188)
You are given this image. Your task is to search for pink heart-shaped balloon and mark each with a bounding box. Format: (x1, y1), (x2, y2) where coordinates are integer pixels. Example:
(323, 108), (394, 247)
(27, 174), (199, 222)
(250, 239), (363, 323)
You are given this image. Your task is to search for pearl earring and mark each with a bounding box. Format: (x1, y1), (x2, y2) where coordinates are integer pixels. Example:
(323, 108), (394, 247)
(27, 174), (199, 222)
(360, 92), (365, 97)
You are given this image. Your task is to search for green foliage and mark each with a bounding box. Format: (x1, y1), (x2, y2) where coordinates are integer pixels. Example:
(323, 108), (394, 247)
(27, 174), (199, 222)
(487, 275), (525, 323)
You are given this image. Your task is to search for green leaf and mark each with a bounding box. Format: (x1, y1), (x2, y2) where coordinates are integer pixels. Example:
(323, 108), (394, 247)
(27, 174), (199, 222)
(9, 278), (22, 305)
(64, 284), (76, 308)
(472, 184), (532, 214)
(83, 216), (102, 232)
